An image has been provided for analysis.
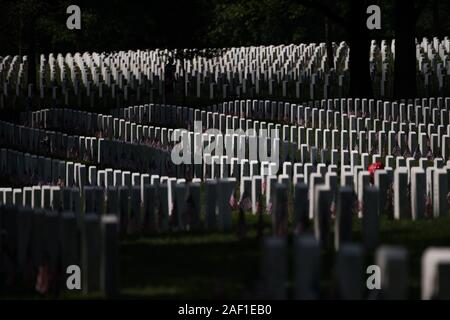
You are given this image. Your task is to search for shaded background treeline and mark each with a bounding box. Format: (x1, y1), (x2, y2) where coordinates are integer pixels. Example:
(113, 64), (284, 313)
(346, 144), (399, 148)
(1, 0), (450, 99)
(0, 0), (449, 55)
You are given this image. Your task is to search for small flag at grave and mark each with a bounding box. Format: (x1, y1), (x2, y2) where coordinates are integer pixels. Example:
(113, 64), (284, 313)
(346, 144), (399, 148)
(239, 191), (252, 211)
(229, 193), (238, 209)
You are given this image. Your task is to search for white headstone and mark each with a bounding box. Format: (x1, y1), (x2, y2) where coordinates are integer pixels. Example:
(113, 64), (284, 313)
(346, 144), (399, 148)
(422, 248), (450, 299)
(376, 246), (408, 300)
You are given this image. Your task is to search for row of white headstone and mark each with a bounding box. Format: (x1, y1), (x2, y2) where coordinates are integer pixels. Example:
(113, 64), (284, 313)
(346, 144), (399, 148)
(0, 120), (175, 177)
(2, 145), (449, 237)
(0, 202), (118, 297)
(114, 97), (450, 126)
(23, 98), (450, 166)
(0, 147), (170, 192)
(2, 37), (450, 108)
(261, 235), (450, 299)
(109, 98), (450, 159)
(31, 97), (450, 137)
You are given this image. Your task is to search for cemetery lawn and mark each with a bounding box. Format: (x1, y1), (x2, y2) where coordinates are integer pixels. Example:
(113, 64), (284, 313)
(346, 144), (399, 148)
(4, 213), (450, 300)
(81, 214), (450, 300)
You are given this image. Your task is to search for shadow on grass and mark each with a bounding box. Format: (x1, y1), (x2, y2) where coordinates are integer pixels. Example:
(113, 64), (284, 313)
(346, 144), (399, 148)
(119, 233), (262, 299)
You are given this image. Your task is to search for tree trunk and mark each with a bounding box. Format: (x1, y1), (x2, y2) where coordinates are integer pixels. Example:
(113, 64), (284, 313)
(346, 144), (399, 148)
(393, 0), (417, 99)
(348, 0), (373, 98)
(325, 16), (334, 70)
(182, 57), (187, 105)
(432, 0), (441, 38)
(324, 0), (334, 71)
(25, 14), (37, 111)
(26, 16), (37, 88)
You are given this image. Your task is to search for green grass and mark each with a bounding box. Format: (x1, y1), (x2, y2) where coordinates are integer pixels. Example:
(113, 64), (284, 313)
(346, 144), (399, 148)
(82, 214), (450, 299)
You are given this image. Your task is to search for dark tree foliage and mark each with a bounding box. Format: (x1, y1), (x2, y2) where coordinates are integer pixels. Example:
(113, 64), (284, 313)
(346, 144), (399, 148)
(0, 0), (449, 96)
(1, 0), (448, 54)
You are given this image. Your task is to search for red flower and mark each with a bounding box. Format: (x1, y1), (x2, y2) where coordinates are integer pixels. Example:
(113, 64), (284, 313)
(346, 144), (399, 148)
(368, 162), (384, 183)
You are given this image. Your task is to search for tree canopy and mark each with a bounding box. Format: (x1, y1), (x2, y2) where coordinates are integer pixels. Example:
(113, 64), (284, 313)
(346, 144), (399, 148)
(0, 0), (448, 55)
